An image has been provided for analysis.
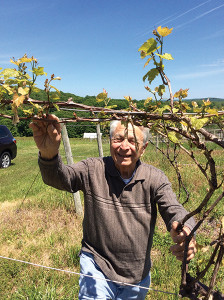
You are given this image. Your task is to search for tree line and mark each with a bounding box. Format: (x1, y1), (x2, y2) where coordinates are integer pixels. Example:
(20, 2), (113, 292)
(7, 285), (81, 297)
(0, 88), (223, 138)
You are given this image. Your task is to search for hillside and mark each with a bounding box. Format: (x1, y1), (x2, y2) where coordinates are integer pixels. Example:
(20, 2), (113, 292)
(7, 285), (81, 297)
(30, 89), (224, 110)
(0, 89), (223, 138)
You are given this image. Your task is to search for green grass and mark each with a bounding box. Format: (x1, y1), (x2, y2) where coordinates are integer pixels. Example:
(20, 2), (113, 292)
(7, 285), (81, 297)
(0, 137), (223, 299)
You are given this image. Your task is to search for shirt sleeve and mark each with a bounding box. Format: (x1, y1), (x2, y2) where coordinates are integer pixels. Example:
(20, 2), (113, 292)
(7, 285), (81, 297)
(153, 170), (196, 232)
(38, 153), (89, 193)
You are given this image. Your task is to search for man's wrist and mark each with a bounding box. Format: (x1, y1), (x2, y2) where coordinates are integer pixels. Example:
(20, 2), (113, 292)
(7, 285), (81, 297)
(39, 151), (58, 161)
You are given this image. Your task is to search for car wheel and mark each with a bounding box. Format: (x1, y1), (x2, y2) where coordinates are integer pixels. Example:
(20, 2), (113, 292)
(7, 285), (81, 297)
(0, 152), (11, 168)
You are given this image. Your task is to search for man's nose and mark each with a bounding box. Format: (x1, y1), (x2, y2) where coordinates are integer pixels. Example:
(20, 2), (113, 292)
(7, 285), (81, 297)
(120, 139), (130, 149)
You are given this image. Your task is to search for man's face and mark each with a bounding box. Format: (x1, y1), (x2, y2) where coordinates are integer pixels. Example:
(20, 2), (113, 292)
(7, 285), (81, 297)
(110, 122), (147, 178)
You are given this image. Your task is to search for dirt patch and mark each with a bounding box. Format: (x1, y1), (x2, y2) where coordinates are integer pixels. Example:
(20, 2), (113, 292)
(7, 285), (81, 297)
(0, 200), (83, 266)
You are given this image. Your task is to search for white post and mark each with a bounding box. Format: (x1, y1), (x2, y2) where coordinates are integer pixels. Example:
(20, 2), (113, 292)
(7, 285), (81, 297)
(156, 134), (159, 151)
(96, 123), (104, 157)
(60, 122), (83, 216)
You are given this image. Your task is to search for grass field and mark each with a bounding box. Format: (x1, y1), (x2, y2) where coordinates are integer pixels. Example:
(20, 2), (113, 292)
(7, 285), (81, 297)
(0, 137), (223, 299)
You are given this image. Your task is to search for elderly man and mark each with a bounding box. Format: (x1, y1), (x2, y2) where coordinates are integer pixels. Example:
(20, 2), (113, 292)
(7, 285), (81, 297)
(30, 115), (196, 300)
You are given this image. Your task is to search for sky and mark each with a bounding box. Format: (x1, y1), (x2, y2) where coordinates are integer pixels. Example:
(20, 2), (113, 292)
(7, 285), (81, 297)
(0, 0), (224, 100)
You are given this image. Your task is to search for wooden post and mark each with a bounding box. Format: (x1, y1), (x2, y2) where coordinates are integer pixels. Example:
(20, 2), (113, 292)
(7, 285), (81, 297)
(60, 122), (83, 216)
(96, 123), (104, 157)
(156, 134), (159, 151)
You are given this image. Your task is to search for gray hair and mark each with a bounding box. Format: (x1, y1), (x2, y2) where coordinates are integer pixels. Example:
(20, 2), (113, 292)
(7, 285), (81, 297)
(110, 120), (149, 146)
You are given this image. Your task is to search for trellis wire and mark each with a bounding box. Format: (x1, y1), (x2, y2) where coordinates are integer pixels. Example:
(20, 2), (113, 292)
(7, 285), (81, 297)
(0, 255), (179, 297)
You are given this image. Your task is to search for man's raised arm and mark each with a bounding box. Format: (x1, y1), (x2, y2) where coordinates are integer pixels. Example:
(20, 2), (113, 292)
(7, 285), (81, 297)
(29, 114), (61, 160)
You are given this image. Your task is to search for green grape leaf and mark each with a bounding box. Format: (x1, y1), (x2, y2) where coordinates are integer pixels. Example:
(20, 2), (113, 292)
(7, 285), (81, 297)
(106, 105), (117, 109)
(144, 57), (153, 68)
(181, 102), (191, 111)
(158, 84), (166, 96)
(172, 108), (179, 114)
(50, 93), (60, 100)
(6, 79), (21, 86)
(18, 87), (30, 96)
(206, 108), (219, 116)
(144, 97), (153, 106)
(190, 117), (209, 130)
(163, 104), (171, 112)
(13, 94), (25, 107)
(203, 99), (211, 106)
(155, 53), (174, 60)
(193, 107), (203, 113)
(19, 57), (33, 63)
(174, 88), (189, 99)
(29, 100), (42, 110)
(23, 109), (34, 116)
(53, 103), (60, 111)
(1, 68), (20, 79)
(2, 84), (14, 95)
(32, 67), (47, 76)
(96, 92), (107, 102)
(168, 132), (180, 144)
(155, 105), (171, 115)
(143, 68), (159, 84)
(138, 38), (158, 55)
(157, 26), (173, 37)
(181, 121), (188, 131)
(49, 85), (60, 95)
(10, 58), (20, 66)
(192, 101), (198, 108)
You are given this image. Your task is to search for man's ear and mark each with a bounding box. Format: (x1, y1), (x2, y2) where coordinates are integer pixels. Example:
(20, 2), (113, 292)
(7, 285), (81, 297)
(140, 142), (148, 156)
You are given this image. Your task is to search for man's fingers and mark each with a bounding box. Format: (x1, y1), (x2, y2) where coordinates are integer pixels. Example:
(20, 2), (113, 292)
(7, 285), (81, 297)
(30, 115), (61, 139)
(47, 114), (61, 133)
(29, 122), (37, 131)
(170, 240), (196, 253)
(30, 119), (47, 132)
(29, 122), (44, 135)
(170, 239), (197, 261)
(171, 231), (187, 244)
(46, 123), (61, 142)
(170, 243), (184, 253)
(171, 223), (192, 244)
(187, 252), (195, 261)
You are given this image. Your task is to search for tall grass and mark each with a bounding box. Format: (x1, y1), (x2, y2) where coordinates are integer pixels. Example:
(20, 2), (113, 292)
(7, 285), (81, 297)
(0, 137), (223, 299)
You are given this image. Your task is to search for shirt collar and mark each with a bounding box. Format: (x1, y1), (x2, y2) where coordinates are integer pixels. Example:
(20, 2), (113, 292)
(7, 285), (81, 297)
(104, 156), (145, 181)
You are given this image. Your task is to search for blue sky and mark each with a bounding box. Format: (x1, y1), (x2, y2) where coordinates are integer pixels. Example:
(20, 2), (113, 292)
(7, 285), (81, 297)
(1, 0), (224, 100)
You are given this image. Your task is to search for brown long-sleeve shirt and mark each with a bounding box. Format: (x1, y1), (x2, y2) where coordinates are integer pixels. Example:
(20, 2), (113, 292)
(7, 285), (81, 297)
(39, 155), (195, 284)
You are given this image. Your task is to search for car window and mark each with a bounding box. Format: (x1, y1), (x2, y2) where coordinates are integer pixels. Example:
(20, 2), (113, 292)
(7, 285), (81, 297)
(0, 126), (9, 138)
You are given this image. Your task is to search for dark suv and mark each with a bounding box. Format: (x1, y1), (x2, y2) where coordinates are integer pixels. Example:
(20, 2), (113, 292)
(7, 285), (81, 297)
(0, 125), (17, 168)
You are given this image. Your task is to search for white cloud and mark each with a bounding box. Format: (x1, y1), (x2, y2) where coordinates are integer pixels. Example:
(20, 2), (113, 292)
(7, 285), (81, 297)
(175, 3), (224, 30)
(138, 0), (214, 37)
(200, 59), (224, 67)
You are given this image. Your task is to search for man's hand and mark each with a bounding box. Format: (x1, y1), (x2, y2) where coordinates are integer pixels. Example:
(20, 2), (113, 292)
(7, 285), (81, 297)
(29, 114), (61, 160)
(170, 221), (197, 262)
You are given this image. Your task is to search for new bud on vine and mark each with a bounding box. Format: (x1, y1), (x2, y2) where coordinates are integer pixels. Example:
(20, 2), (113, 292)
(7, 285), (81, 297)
(44, 79), (48, 88)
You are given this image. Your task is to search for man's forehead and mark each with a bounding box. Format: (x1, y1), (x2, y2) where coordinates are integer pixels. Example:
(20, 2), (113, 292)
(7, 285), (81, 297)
(114, 123), (143, 137)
